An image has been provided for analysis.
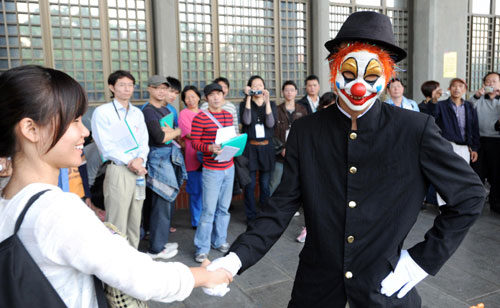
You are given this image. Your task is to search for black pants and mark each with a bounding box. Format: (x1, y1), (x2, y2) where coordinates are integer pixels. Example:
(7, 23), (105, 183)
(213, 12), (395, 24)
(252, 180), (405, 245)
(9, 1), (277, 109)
(473, 137), (500, 212)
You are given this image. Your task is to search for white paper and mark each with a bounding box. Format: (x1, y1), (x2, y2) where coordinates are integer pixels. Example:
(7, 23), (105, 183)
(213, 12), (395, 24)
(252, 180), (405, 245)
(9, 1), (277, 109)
(255, 124), (265, 138)
(215, 145), (239, 162)
(109, 120), (138, 153)
(215, 126), (237, 144)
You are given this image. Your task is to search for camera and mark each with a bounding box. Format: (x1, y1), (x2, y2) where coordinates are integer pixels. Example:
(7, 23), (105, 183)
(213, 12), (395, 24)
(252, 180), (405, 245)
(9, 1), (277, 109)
(249, 90), (263, 96)
(484, 86), (494, 93)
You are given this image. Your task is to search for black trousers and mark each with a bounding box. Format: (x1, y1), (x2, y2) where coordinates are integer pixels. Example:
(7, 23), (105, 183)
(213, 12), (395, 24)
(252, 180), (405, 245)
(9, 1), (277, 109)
(473, 137), (500, 212)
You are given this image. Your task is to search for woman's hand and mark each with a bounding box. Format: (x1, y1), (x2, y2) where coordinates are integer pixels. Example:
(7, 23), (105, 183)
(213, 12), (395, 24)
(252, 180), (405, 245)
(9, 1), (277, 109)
(244, 86), (251, 96)
(191, 260), (233, 288)
(0, 157), (12, 177)
(263, 89), (270, 103)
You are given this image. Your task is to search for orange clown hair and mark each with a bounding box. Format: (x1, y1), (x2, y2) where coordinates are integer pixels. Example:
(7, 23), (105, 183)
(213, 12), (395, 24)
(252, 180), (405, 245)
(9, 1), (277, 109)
(328, 42), (396, 89)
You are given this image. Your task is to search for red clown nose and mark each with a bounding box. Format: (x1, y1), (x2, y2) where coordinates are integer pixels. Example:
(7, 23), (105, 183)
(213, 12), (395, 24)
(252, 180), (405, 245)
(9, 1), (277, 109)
(351, 82), (366, 97)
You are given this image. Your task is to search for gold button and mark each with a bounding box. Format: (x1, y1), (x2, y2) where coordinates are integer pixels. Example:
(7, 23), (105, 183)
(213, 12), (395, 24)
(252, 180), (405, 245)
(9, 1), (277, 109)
(347, 236), (355, 243)
(349, 166), (357, 174)
(350, 132), (357, 140)
(345, 271), (353, 279)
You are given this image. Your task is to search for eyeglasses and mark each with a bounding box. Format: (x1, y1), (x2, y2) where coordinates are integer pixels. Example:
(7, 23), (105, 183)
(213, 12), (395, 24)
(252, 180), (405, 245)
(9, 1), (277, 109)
(115, 83), (134, 88)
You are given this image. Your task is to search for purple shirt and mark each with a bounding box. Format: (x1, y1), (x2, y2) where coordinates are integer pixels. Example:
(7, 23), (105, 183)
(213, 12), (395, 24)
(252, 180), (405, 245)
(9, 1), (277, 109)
(450, 100), (466, 140)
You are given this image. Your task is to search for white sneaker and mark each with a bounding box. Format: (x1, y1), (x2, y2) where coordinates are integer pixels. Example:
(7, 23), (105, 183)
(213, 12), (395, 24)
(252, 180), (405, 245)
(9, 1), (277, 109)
(164, 242), (179, 252)
(147, 248), (178, 260)
(294, 211), (300, 217)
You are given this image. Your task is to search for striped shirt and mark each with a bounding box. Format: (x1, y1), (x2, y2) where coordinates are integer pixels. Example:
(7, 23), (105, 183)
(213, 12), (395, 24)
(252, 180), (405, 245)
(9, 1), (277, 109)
(191, 110), (234, 170)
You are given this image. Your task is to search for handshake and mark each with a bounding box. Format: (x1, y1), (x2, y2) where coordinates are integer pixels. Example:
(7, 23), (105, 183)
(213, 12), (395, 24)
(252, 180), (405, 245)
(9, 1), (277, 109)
(198, 252), (242, 297)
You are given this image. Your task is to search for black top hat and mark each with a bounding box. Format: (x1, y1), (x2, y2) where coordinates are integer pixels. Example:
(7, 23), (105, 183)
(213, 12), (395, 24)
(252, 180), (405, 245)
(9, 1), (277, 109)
(324, 11), (407, 63)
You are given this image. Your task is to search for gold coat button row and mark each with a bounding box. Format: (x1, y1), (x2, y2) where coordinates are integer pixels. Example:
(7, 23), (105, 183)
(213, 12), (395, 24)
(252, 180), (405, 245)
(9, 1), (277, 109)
(350, 132), (357, 140)
(345, 271), (353, 279)
(348, 201), (356, 208)
(349, 166), (357, 174)
(347, 236), (355, 243)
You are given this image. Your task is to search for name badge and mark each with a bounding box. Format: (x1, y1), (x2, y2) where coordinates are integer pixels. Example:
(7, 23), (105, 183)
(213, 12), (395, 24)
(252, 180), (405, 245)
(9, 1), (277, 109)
(255, 123), (265, 138)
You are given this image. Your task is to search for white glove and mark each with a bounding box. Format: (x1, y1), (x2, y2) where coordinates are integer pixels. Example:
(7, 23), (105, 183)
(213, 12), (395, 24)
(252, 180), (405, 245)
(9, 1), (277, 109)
(380, 250), (428, 298)
(202, 252), (242, 297)
(202, 283), (230, 297)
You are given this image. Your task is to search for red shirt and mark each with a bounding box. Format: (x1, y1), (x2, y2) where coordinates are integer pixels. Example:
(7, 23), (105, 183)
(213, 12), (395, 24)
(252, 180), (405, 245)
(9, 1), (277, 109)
(191, 110), (234, 170)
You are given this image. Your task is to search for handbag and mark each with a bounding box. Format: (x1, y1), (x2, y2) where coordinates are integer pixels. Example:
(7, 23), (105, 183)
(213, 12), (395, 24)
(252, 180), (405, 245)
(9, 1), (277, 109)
(102, 222), (149, 308)
(0, 189), (68, 308)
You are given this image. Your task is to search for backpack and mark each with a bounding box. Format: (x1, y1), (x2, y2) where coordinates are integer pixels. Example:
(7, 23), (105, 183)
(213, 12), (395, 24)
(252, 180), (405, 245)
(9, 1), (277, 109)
(0, 189), (107, 308)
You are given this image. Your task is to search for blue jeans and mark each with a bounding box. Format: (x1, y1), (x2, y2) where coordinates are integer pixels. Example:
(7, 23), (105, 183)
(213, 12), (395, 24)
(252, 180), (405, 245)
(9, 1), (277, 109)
(244, 170), (271, 221)
(194, 166), (234, 254)
(269, 161), (283, 196)
(186, 171), (203, 227)
(148, 191), (174, 254)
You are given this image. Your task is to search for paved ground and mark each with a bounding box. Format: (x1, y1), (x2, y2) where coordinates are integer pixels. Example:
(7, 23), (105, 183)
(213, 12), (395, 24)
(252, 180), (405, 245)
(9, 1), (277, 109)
(141, 201), (500, 308)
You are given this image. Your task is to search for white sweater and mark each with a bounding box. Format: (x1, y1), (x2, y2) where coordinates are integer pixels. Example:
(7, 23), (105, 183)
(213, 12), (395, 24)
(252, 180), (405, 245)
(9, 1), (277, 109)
(0, 183), (194, 307)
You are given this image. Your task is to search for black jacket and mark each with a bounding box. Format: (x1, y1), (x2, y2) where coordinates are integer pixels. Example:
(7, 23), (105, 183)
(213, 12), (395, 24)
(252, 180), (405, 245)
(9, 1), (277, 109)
(297, 95), (313, 115)
(230, 101), (485, 308)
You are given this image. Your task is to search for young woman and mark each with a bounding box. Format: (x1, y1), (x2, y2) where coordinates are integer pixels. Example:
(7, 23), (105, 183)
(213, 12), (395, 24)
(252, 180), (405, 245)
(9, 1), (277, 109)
(179, 85), (203, 229)
(239, 75), (278, 222)
(0, 65), (231, 307)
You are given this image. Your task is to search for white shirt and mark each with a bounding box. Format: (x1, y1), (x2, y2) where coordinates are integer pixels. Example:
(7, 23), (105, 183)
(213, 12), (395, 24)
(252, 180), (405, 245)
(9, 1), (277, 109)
(91, 100), (149, 165)
(307, 95), (319, 113)
(0, 184), (194, 307)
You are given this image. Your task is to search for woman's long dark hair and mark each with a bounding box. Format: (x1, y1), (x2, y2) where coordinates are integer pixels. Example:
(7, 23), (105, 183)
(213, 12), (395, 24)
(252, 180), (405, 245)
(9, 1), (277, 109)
(0, 65), (88, 157)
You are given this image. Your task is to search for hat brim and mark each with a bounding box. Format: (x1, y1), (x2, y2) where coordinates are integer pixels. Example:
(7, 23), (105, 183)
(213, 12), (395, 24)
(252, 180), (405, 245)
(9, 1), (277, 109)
(204, 89), (223, 97)
(325, 36), (407, 63)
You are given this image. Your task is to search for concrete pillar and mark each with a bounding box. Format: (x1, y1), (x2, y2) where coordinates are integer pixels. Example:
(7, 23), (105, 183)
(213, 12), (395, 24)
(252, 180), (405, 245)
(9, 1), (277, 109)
(412, 0), (468, 102)
(151, 0), (180, 111)
(310, 1), (332, 94)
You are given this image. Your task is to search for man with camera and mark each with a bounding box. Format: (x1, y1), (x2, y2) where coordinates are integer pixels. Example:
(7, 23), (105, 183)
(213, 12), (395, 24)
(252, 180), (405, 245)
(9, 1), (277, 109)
(470, 72), (500, 214)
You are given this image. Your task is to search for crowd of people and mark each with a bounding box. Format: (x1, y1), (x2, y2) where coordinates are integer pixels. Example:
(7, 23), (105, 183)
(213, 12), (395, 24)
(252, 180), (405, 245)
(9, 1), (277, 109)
(0, 10), (497, 307)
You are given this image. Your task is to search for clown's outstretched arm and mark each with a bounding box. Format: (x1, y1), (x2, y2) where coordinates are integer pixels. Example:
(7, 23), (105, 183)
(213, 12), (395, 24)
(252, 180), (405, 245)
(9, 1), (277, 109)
(207, 121), (304, 284)
(381, 115), (485, 297)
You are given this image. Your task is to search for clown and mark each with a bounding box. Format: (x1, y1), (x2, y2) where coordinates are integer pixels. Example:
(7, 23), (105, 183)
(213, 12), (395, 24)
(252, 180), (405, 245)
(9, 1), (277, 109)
(206, 11), (485, 308)
(331, 43), (394, 112)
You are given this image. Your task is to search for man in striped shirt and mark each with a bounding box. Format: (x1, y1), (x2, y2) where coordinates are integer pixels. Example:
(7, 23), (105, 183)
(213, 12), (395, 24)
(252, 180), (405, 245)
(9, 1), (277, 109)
(192, 83), (235, 263)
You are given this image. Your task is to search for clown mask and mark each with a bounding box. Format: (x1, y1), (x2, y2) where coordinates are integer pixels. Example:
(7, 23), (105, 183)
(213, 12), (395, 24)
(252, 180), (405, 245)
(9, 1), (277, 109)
(335, 51), (387, 112)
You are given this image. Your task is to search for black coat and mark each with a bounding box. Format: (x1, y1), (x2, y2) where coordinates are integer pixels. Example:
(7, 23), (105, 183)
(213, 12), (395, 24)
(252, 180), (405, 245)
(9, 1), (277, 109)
(230, 100), (485, 308)
(297, 95), (313, 115)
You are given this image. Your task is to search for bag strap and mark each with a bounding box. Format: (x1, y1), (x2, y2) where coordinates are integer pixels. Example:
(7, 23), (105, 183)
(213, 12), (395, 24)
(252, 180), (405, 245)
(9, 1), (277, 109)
(14, 189), (50, 234)
(93, 275), (108, 308)
(202, 109), (223, 129)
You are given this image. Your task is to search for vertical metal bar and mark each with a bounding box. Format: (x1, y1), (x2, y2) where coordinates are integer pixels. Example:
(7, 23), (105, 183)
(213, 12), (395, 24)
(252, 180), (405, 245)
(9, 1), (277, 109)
(274, 0), (282, 100)
(147, 0), (155, 75)
(98, 0), (111, 103)
(39, 0), (54, 67)
(212, 0), (220, 80)
(306, 0), (312, 88)
(491, 0), (497, 72)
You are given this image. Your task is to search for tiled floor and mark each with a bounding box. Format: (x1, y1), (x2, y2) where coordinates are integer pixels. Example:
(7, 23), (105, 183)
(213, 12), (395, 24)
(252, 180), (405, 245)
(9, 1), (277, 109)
(143, 201), (500, 308)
